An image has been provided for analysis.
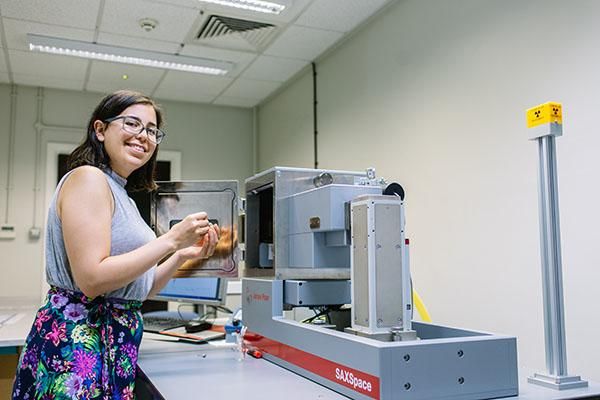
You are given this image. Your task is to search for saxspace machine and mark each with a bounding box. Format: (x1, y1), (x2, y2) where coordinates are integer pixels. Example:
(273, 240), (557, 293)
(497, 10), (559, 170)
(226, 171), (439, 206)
(154, 167), (519, 400)
(241, 167), (517, 400)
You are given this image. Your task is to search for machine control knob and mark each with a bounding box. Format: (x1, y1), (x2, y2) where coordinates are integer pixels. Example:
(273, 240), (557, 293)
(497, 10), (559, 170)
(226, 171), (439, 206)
(383, 182), (405, 200)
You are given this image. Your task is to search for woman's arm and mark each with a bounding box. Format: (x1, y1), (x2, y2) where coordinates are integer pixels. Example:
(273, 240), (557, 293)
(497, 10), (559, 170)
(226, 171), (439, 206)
(59, 166), (210, 298)
(147, 226), (219, 298)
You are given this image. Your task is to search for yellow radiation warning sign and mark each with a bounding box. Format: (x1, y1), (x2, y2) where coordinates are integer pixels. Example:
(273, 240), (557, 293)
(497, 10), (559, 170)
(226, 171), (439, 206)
(526, 102), (562, 128)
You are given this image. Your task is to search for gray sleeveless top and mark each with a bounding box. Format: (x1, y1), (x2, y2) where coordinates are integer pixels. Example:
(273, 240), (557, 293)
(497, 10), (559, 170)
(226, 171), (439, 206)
(45, 167), (156, 301)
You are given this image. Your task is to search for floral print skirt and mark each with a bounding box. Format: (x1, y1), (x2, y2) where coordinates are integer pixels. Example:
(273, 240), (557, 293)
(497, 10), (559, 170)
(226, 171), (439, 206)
(12, 286), (143, 400)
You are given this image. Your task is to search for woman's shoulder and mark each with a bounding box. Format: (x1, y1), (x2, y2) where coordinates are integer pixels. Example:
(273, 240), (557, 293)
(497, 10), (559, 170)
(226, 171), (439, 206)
(57, 166), (113, 218)
(69, 165), (106, 178)
(60, 166), (110, 196)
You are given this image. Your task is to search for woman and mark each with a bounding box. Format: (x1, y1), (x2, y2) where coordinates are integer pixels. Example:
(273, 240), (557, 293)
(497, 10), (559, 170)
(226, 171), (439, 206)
(12, 90), (219, 399)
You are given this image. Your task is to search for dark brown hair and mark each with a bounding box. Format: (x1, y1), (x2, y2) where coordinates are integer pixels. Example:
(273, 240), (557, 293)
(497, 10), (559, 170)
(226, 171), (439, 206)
(68, 90), (164, 192)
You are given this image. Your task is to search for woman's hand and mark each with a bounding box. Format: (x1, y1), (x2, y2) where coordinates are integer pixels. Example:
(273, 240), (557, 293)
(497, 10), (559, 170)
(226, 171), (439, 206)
(176, 224), (220, 261)
(166, 212), (211, 250)
(149, 224), (221, 297)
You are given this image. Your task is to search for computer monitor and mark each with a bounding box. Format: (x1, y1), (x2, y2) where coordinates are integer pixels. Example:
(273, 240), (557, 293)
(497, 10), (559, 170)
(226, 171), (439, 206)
(152, 276), (227, 306)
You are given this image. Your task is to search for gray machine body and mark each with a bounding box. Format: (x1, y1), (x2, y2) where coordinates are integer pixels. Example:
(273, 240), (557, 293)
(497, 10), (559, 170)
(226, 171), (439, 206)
(284, 280), (351, 307)
(244, 167), (381, 280)
(236, 166), (518, 399)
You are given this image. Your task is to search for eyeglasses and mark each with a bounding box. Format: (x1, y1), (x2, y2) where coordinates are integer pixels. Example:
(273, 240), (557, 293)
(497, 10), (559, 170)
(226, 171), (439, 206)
(104, 115), (166, 144)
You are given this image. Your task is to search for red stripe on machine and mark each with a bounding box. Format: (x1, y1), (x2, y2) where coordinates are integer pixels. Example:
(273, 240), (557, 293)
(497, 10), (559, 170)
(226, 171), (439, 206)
(246, 333), (380, 399)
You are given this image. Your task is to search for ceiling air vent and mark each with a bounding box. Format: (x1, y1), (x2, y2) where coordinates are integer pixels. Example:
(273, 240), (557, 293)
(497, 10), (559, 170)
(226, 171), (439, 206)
(196, 15), (278, 51)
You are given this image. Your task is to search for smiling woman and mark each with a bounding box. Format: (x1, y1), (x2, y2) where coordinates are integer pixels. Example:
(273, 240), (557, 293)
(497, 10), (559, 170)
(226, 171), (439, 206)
(92, 103), (160, 180)
(11, 90), (220, 399)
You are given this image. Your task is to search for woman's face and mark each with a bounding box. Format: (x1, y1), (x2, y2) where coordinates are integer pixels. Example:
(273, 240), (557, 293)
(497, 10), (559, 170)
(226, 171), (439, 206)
(94, 103), (158, 178)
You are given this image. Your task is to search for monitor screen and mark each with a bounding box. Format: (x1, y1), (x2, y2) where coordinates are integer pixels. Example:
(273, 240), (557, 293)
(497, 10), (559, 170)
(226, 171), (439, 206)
(153, 277), (226, 306)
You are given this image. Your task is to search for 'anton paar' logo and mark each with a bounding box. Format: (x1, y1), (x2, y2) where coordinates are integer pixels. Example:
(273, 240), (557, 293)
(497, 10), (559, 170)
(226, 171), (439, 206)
(252, 293), (270, 301)
(246, 292), (270, 303)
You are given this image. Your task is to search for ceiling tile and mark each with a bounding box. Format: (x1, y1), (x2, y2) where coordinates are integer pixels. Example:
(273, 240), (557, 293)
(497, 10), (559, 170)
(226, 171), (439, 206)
(100, 0), (200, 43)
(295, 0), (390, 33)
(180, 43), (255, 77)
(86, 81), (156, 96)
(221, 78), (280, 99)
(154, 89), (216, 104)
(213, 96), (259, 108)
(97, 32), (181, 54)
(2, 18), (95, 51)
(12, 73), (84, 91)
(180, 43), (255, 63)
(0, 0), (101, 29)
(86, 61), (165, 94)
(264, 25), (343, 60)
(156, 69), (233, 97)
(8, 49), (88, 80)
(266, 0), (313, 24)
(0, 72), (10, 83)
(242, 55), (307, 82)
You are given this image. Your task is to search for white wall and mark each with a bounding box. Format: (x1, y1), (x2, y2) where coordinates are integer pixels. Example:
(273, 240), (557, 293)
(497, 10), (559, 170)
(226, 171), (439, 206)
(257, 70), (314, 170)
(0, 84), (253, 301)
(258, 0), (600, 381)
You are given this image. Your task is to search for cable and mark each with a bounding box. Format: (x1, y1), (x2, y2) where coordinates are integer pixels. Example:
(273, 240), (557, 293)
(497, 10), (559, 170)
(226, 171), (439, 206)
(412, 289), (432, 322)
(302, 308), (326, 324)
(301, 305), (343, 324)
(176, 303), (188, 320)
(201, 306), (217, 321)
(214, 305), (233, 314)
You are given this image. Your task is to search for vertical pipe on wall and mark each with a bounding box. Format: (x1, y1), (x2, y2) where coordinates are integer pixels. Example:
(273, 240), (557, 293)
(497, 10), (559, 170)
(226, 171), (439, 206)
(253, 105), (258, 173)
(312, 62), (318, 169)
(32, 87), (44, 230)
(3, 84), (17, 224)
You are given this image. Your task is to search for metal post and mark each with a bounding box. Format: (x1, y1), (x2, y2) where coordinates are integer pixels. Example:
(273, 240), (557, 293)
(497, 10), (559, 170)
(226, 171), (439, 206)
(537, 135), (567, 375)
(402, 238), (412, 333)
(527, 103), (587, 390)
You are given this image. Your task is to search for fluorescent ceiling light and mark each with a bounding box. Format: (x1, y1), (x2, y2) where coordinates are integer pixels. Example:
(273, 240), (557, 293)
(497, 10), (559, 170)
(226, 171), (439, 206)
(28, 34), (233, 76)
(198, 0), (285, 14)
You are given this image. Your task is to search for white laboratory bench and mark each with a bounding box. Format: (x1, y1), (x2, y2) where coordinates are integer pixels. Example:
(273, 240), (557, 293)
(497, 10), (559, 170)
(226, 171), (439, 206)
(0, 297), (39, 397)
(0, 298), (39, 349)
(138, 335), (600, 400)
(138, 335), (347, 399)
